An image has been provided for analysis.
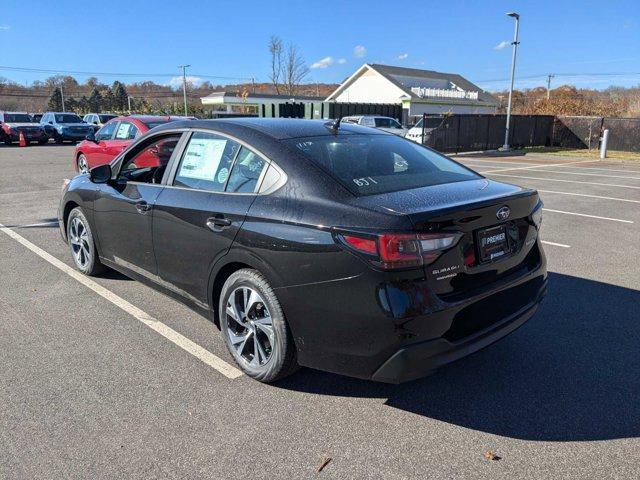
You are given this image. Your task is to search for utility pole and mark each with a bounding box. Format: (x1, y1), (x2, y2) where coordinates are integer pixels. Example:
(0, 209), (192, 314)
(546, 74), (555, 100)
(60, 83), (65, 112)
(127, 95), (133, 113)
(501, 12), (520, 151)
(251, 77), (256, 93)
(178, 64), (191, 116)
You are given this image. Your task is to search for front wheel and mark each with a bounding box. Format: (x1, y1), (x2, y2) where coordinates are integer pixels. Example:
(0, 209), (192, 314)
(77, 154), (89, 174)
(54, 133), (63, 144)
(67, 207), (104, 276)
(219, 269), (298, 382)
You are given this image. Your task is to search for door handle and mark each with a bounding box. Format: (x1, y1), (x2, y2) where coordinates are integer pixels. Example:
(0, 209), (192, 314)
(206, 216), (232, 232)
(135, 201), (151, 214)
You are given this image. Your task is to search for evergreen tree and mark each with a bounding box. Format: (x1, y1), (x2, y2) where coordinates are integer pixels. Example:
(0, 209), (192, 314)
(102, 89), (115, 112)
(111, 81), (129, 111)
(46, 87), (63, 111)
(88, 87), (102, 112)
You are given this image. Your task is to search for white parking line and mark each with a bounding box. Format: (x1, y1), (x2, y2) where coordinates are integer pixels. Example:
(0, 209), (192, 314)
(538, 189), (640, 204)
(541, 240), (571, 248)
(547, 164), (640, 174)
(478, 168), (640, 181)
(483, 159), (597, 174)
(455, 158), (534, 166)
(0, 223), (243, 380)
(542, 208), (634, 224)
(488, 173), (640, 190)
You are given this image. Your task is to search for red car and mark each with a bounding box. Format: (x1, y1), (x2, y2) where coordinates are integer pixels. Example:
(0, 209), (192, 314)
(74, 115), (188, 173)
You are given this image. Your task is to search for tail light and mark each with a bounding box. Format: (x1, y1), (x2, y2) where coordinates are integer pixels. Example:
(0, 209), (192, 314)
(340, 231), (462, 270)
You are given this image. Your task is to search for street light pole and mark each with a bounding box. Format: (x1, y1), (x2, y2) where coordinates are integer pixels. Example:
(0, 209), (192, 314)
(502, 12), (520, 151)
(178, 64), (191, 116)
(127, 95), (132, 113)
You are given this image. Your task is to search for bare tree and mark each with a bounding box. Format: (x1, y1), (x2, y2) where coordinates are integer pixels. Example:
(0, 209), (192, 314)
(268, 36), (283, 95)
(283, 43), (309, 96)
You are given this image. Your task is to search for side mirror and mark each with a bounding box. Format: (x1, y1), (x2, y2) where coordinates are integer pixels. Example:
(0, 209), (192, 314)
(89, 164), (111, 183)
(85, 131), (97, 143)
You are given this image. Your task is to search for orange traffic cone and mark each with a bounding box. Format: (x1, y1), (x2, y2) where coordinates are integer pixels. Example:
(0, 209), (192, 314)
(18, 131), (27, 147)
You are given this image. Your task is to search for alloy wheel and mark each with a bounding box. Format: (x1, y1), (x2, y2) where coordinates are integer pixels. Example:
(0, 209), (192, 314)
(69, 217), (91, 269)
(77, 155), (89, 174)
(225, 286), (275, 367)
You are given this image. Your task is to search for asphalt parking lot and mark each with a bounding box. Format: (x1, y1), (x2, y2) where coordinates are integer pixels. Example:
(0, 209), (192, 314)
(2, 144), (640, 479)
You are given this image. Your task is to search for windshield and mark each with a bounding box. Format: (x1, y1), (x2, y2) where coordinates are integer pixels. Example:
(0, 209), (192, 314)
(99, 114), (116, 123)
(284, 134), (480, 196)
(4, 113), (33, 123)
(55, 114), (83, 123)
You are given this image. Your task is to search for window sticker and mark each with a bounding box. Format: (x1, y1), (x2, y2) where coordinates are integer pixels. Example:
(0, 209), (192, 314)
(217, 167), (229, 184)
(178, 138), (228, 180)
(116, 122), (131, 139)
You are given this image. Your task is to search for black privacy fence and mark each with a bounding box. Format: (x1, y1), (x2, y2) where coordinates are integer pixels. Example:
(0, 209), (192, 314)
(260, 102), (404, 122)
(422, 114), (555, 153)
(423, 114), (640, 153)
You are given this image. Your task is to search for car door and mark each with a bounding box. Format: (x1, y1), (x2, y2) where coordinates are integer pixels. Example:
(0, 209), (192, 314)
(152, 131), (267, 304)
(92, 131), (186, 276)
(105, 121), (138, 161)
(87, 121), (118, 168)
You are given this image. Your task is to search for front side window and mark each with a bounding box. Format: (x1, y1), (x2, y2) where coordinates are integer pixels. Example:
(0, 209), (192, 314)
(226, 147), (267, 193)
(120, 133), (182, 184)
(360, 117), (375, 127)
(284, 134), (480, 196)
(114, 122), (138, 140)
(96, 122), (117, 141)
(173, 132), (240, 192)
(374, 118), (392, 128)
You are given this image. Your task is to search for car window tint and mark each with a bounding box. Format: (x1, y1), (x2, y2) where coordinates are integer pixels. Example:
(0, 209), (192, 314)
(226, 147), (267, 193)
(120, 134), (182, 184)
(374, 118), (392, 128)
(115, 122), (137, 140)
(173, 131), (240, 192)
(96, 122), (117, 141)
(284, 134), (480, 196)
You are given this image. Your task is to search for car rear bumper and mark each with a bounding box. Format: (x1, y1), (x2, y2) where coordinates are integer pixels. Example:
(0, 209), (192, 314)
(8, 130), (47, 141)
(371, 279), (546, 383)
(281, 243), (547, 383)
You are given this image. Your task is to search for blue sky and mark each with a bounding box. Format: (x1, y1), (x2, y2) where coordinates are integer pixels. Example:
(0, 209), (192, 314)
(1, 0), (639, 91)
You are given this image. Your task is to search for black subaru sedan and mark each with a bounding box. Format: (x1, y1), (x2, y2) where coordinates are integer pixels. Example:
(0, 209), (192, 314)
(58, 118), (546, 383)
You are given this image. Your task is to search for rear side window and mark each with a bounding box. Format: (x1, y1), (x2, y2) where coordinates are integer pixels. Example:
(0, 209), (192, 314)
(284, 134), (480, 196)
(174, 131), (240, 192)
(226, 147), (267, 193)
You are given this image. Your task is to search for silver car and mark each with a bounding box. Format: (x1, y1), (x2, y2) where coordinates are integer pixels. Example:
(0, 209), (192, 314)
(341, 115), (407, 136)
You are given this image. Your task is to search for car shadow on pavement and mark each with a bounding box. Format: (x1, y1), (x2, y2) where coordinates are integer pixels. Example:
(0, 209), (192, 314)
(276, 272), (640, 442)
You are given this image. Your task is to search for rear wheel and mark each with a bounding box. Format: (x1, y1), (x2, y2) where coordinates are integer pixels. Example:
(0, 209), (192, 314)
(67, 207), (104, 276)
(77, 154), (89, 174)
(219, 269), (298, 382)
(4, 138), (12, 146)
(54, 133), (63, 144)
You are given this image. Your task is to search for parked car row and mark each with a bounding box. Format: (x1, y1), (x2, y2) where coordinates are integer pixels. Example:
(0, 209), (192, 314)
(0, 110), (118, 146)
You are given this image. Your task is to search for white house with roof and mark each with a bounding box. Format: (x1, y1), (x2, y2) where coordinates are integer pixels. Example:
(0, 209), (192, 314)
(325, 64), (499, 121)
(201, 91), (323, 113)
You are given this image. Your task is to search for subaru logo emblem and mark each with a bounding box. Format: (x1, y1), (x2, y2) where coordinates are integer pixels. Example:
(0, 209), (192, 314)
(496, 206), (510, 220)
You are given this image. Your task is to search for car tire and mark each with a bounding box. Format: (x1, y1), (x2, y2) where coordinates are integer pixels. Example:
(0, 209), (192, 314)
(38, 139), (48, 145)
(54, 134), (63, 144)
(77, 154), (89, 174)
(4, 138), (12, 146)
(67, 207), (105, 276)
(219, 268), (298, 382)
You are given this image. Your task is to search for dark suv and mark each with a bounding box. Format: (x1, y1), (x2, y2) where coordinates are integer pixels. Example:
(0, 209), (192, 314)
(40, 112), (94, 144)
(0, 111), (48, 145)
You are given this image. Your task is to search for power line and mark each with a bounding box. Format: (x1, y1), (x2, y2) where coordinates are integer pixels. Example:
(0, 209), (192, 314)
(0, 65), (254, 81)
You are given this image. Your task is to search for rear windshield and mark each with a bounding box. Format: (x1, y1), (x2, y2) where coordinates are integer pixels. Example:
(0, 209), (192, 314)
(55, 114), (83, 123)
(284, 134), (480, 196)
(99, 114), (116, 123)
(4, 113), (33, 123)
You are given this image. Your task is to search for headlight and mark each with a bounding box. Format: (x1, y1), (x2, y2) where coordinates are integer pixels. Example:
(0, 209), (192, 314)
(531, 202), (543, 229)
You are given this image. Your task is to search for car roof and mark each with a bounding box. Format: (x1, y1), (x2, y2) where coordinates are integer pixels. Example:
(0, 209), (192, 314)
(153, 118), (383, 140)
